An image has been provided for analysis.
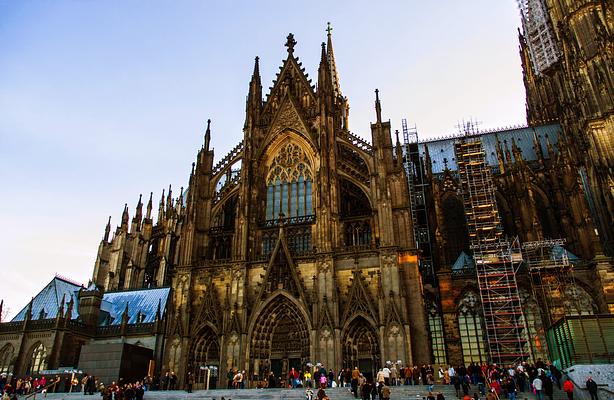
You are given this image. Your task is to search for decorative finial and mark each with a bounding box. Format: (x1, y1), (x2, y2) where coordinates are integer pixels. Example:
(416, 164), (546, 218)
(204, 119), (211, 151)
(326, 22), (333, 36)
(285, 33), (297, 53)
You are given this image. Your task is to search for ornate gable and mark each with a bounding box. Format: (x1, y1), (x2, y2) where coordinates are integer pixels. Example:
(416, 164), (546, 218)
(262, 95), (315, 152)
(318, 299), (335, 329)
(342, 269), (378, 324)
(257, 225), (306, 301)
(262, 34), (316, 116)
(191, 281), (222, 334)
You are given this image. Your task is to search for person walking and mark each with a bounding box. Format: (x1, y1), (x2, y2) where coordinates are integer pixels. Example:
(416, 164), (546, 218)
(585, 376), (598, 400)
(563, 379), (574, 400)
(533, 374), (544, 400)
(186, 372), (194, 393)
(351, 367), (360, 398)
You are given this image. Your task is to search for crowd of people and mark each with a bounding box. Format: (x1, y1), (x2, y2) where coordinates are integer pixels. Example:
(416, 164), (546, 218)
(0, 361), (604, 399)
(221, 360), (603, 400)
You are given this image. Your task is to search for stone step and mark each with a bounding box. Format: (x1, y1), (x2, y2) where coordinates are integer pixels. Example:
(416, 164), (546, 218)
(14, 385), (570, 400)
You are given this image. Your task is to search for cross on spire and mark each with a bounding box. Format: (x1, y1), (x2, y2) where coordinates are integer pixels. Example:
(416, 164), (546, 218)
(285, 33), (297, 53)
(326, 22), (333, 36)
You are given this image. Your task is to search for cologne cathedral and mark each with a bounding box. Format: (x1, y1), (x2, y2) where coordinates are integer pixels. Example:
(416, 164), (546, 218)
(0, 0), (612, 389)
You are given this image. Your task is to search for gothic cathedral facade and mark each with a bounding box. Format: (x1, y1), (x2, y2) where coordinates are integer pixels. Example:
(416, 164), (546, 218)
(93, 32), (429, 382)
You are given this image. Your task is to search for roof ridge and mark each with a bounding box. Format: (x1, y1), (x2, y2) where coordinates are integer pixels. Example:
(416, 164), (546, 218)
(104, 286), (171, 295)
(54, 274), (84, 287)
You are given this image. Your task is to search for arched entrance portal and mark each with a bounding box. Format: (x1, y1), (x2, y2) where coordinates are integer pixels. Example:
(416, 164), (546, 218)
(250, 294), (310, 385)
(190, 326), (220, 389)
(343, 316), (380, 381)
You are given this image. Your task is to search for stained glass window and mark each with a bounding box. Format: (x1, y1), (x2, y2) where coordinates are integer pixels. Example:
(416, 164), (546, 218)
(28, 343), (47, 374)
(458, 291), (486, 364)
(427, 300), (447, 365)
(266, 143), (313, 221)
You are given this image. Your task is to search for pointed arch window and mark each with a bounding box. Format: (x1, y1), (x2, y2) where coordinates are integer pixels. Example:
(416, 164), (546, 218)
(427, 299), (447, 365)
(458, 292), (486, 364)
(520, 291), (548, 362)
(0, 344), (14, 374)
(266, 143), (313, 221)
(192, 327), (220, 386)
(28, 343), (47, 375)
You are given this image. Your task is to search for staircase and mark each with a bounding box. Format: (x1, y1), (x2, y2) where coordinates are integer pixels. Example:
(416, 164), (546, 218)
(17, 384), (570, 400)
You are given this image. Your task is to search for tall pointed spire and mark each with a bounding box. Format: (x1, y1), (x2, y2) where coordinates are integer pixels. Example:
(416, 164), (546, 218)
(495, 134), (506, 174)
(146, 192), (153, 220)
(204, 119), (211, 151)
(104, 216), (111, 242)
(245, 57), (263, 129)
(133, 194), (143, 230)
(326, 22), (341, 98)
(532, 128), (544, 163)
(166, 185), (173, 217)
(375, 89), (382, 123)
(423, 146), (433, 179)
(158, 189), (165, 224)
(318, 41), (331, 96)
(121, 203), (129, 230)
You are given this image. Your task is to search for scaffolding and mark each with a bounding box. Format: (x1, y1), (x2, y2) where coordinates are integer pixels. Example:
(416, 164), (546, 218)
(517, 0), (560, 75)
(522, 239), (575, 326)
(402, 119), (434, 283)
(455, 135), (529, 364)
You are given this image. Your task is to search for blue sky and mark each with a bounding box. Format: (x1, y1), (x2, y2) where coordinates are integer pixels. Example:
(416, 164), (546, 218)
(0, 1), (526, 319)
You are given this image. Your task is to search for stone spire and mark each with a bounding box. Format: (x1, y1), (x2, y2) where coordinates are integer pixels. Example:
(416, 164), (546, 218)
(245, 57), (262, 129)
(166, 185), (173, 217)
(103, 216), (111, 242)
(121, 203), (129, 231)
(326, 22), (341, 98)
(318, 41), (332, 97)
(495, 134), (506, 174)
(204, 119), (211, 152)
(158, 189), (165, 224)
(146, 192), (153, 220)
(375, 89), (382, 124)
(132, 194), (143, 232)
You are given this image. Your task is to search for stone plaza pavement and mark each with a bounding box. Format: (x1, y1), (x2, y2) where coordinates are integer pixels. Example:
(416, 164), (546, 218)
(13, 384), (571, 400)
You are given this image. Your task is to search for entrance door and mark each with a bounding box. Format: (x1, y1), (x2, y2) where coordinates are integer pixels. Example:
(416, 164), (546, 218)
(249, 294), (311, 386)
(271, 359), (282, 384)
(342, 316), (380, 382)
(358, 359), (373, 382)
(289, 358), (301, 372)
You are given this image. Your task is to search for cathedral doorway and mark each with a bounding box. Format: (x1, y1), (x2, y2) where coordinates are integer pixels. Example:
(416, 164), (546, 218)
(190, 326), (220, 389)
(250, 294), (310, 384)
(342, 316), (380, 381)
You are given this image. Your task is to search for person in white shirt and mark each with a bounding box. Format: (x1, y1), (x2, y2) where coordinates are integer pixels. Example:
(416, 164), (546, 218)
(448, 366), (456, 385)
(382, 366), (391, 386)
(533, 375), (544, 400)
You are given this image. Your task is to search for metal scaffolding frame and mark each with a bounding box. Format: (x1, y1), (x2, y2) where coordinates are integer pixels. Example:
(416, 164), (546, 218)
(517, 0), (560, 74)
(401, 119), (434, 283)
(455, 135), (529, 364)
(522, 239), (575, 326)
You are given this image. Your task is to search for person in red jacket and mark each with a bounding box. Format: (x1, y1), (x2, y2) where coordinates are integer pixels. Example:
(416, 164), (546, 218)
(563, 379), (574, 400)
